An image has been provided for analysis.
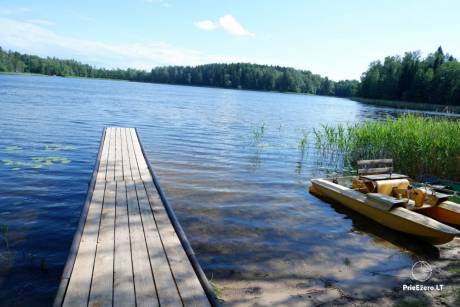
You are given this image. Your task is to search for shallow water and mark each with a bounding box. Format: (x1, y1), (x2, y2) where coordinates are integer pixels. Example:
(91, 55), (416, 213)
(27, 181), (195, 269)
(0, 75), (445, 306)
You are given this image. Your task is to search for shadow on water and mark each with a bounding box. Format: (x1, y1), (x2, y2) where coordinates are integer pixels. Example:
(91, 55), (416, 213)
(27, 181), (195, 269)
(326, 201), (441, 260)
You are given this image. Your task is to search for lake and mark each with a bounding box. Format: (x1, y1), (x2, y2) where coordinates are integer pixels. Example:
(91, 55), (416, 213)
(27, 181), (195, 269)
(0, 75), (446, 306)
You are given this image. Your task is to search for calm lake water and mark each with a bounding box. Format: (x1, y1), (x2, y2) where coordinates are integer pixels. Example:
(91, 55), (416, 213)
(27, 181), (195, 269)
(0, 75), (447, 306)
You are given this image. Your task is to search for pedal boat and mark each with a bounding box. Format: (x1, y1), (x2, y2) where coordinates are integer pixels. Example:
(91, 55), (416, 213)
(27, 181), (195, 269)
(309, 176), (460, 245)
(414, 184), (460, 226)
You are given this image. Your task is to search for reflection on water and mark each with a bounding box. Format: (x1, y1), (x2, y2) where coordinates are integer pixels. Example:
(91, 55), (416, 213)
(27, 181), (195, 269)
(0, 75), (450, 306)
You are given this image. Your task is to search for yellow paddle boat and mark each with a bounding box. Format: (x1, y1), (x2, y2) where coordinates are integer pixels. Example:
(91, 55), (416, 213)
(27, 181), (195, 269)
(309, 159), (460, 245)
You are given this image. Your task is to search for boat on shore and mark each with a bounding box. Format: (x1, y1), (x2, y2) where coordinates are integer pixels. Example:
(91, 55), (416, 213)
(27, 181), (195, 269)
(309, 159), (460, 245)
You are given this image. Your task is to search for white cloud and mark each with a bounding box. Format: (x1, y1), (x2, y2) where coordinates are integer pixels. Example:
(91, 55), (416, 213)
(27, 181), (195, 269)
(27, 19), (55, 26)
(218, 14), (255, 37)
(0, 17), (265, 69)
(194, 20), (217, 31)
(195, 14), (255, 37)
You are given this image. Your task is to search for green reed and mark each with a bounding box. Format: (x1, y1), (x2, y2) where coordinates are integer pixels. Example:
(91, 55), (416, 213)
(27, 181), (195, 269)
(313, 114), (460, 181)
(297, 130), (308, 156)
(252, 122), (266, 144)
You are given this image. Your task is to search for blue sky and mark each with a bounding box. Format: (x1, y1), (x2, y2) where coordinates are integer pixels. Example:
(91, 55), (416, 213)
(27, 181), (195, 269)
(0, 0), (459, 80)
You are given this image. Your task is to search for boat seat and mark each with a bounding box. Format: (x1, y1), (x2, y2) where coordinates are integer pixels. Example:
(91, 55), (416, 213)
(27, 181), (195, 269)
(376, 179), (410, 196)
(357, 159), (393, 176)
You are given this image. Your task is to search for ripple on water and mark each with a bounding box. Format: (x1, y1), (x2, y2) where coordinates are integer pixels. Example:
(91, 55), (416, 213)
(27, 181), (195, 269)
(0, 74), (443, 306)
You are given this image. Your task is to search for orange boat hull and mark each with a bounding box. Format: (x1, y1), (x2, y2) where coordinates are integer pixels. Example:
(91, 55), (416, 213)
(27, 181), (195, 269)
(419, 201), (460, 226)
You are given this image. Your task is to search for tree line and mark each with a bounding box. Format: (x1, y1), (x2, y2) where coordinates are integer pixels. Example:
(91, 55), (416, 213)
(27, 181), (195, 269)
(0, 46), (357, 97)
(1, 46), (459, 105)
(359, 47), (460, 105)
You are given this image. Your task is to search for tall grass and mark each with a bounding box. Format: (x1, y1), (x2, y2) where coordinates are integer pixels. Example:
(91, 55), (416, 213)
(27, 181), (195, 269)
(313, 114), (460, 181)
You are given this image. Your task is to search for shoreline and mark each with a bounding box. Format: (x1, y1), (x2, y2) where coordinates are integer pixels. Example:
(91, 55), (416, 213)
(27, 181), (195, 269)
(351, 97), (460, 114)
(3, 73), (459, 115)
(0, 71), (326, 97)
(216, 238), (460, 306)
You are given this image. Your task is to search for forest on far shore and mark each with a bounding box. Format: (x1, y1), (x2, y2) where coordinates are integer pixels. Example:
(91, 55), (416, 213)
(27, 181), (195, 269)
(1, 46), (459, 105)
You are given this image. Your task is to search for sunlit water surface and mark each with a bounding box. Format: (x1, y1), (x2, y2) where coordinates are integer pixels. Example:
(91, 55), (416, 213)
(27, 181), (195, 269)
(0, 75), (447, 306)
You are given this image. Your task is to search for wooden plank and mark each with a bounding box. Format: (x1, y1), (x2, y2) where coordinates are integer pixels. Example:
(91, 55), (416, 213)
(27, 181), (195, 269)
(134, 180), (182, 306)
(360, 173), (409, 181)
(129, 129), (151, 181)
(121, 128), (132, 181)
(115, 128), (124, 181)
(113, 181), (135, 307)
(126, 180), (159, 307)
(62, 180), (106, 307)
(357, 158), (393, 166)
(88, 181), (116, 307)
(96, 128), (110, 183)
(106, 128), (116, 181)
(126, 128), (141, 181)
(358, 166), (393, 175)
(143, 179), (210, 307)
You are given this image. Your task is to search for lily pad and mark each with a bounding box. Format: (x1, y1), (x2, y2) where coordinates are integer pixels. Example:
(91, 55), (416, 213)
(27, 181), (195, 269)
(45, 144), (76, 151)
(3, 156), (72, 170)
(60, 158), (71, 164)
(14, 161), (32, 167)
(2, 159), (14, 166)
(5, 145), (23, 151)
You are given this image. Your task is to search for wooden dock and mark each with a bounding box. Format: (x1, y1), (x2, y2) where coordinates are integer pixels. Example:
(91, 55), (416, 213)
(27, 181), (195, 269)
(54, 127), (216, 307)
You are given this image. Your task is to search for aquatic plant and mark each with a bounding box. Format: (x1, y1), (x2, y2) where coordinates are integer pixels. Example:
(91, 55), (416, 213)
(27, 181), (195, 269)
(2, 143), (74, 170)
(297, 130), (308, 153)
(252, 122), (266, 144)
(33, 156), (71, 165)
(2, 159), (13, 166)
(5, 145), (23, 151)
(2, 156), (71, 170)
(313, 114), (460, 181)
(295, 130), (309, 174)
(44, 144), (76, 151)
(209, 274), (222, 299)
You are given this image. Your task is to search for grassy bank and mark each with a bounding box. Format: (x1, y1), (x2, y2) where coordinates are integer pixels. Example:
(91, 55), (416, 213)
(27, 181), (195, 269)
(351, 97), (460, 114)
(313, 114), (460, 181)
